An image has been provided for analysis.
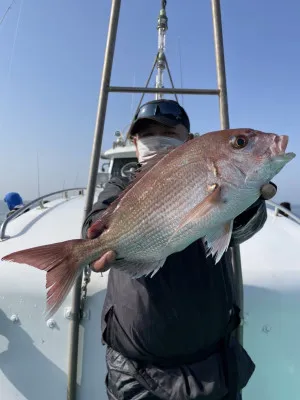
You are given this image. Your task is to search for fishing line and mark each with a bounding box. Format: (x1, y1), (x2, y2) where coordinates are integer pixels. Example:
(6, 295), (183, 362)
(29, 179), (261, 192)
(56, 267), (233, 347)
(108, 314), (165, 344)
(0, 0), (24, 133)
(7, 0), (24, 86)
(0, 0), (16, 28)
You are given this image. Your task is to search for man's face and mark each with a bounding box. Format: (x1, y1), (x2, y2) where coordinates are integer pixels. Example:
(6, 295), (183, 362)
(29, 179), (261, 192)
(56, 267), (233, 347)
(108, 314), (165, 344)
(132, 122), (191, 158)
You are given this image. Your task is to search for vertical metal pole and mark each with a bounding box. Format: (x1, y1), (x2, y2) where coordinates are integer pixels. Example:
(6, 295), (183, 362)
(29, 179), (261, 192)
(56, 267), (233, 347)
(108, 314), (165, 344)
(83, 0), (122, 216)
(211, 0), (244, 346)
(211, 0), (229, 130)
(67, 1), (121, 399)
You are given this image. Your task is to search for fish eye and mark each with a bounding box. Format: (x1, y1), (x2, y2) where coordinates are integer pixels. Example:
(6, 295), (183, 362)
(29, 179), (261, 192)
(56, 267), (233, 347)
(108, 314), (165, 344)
(230, 135), (248, 149)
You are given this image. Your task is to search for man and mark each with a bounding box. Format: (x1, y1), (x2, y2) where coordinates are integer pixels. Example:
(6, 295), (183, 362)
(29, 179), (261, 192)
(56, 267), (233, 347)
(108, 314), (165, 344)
(82, 99), (277, 400)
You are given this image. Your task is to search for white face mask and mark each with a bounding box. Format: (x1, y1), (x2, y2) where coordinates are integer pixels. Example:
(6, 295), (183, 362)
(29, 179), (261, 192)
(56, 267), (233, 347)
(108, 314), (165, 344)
(136, 135), (184, 164)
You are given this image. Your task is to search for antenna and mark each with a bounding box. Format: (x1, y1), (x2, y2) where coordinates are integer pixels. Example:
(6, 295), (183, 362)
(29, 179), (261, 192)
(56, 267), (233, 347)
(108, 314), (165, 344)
(177, 36), (184, 105)
(74, 171), (79, 187)
(36, 151), (41, 197)
(130, 72), (136, 117)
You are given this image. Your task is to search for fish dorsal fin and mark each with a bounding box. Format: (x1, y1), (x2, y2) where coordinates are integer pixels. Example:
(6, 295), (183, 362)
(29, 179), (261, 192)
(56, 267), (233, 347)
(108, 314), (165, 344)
(87, 147), (176, 239)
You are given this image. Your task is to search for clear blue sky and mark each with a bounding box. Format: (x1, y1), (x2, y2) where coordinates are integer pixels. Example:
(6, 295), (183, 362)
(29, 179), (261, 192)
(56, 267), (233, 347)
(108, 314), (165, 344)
(0, 0), (299, 204)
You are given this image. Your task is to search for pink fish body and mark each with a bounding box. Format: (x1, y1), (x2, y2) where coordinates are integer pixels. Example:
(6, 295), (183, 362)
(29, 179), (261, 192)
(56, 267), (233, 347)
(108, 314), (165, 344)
(1, 129), (296, 317)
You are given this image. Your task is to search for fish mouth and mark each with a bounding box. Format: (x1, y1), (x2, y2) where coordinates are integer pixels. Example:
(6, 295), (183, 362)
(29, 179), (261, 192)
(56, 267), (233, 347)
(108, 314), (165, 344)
(278, 135), (289, 153)
(275, 135), (288, 154)
(270, 135), (295, 161)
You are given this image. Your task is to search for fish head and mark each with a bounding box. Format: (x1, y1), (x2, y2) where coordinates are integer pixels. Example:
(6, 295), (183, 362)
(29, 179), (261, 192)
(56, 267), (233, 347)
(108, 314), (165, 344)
(205, 128), (296, 187)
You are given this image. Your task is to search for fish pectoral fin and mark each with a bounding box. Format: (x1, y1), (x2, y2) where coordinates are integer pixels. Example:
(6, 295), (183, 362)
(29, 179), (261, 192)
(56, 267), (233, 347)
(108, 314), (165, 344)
(173, 183), (222, 235)
(203, 220), (233, 264)
(115, 258), (166, 279)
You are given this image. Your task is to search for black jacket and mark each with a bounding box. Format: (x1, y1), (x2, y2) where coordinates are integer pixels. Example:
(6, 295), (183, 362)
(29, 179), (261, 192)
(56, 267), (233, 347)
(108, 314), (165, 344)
(82, 176), (267, 398)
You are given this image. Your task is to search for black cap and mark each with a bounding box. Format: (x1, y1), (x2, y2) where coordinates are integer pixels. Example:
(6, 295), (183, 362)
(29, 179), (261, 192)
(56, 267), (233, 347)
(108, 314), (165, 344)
(127, 99), (190, 138)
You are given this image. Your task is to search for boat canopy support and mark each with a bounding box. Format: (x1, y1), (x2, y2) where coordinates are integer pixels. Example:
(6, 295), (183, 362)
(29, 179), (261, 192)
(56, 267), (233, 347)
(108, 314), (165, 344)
(67, 1), (244, 399)
(109, 86), (219, 95)
(211, 0), (244, 347)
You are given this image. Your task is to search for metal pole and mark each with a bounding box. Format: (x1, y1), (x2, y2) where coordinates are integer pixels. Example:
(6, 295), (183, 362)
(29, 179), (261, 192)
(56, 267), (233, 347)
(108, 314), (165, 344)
(230, 245), (243, 344)
(212, 0), (243, 344)
(67, 1), (121, 399)
(155, 3), (168, 100)
(268, 200), (300, 223)
(211, 0), (244, 346)
(109, 86), (219, 95)
(212, 5), (244, 400)
(211, 0), (230, 130)
(83, 0), (121, 216)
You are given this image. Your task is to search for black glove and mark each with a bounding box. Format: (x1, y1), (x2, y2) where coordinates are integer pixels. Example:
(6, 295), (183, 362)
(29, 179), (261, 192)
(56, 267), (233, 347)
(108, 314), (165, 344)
(260, 182), (277, 200)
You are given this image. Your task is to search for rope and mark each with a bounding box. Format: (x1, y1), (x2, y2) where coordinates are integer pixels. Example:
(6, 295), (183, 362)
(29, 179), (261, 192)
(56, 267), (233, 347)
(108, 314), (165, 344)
(126, 53), (159, 140)
(165, 56), (179, 103)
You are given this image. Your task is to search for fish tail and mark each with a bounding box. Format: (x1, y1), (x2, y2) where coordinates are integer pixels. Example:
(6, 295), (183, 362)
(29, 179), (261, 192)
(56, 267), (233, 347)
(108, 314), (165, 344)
(1, 239), (90, 319)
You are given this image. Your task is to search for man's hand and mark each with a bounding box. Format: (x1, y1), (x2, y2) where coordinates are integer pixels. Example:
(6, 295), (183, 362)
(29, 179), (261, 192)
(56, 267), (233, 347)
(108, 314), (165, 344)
(87, 228), (116, 273)
(90, 250), (116, 273)
(260, 182), (277, 200)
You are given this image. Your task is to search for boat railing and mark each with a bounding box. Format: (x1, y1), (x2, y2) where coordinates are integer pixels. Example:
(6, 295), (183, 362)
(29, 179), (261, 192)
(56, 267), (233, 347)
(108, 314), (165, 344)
(266, 200), (300, 225)
(0, 187), (86, 240)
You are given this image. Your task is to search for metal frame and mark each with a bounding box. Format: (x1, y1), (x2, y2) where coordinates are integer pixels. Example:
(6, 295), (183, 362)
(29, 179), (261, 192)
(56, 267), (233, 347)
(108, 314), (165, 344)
(211, 0), (244, 349)
(109, 86), (219, 95)
(267, 200), (300, 224)
(67, 1), (242, 398)
(0, 187), (85, 240)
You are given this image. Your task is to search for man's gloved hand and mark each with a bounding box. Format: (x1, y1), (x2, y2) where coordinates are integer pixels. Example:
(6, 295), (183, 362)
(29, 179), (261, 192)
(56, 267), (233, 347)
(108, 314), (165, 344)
(260, 182), (277, 200)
